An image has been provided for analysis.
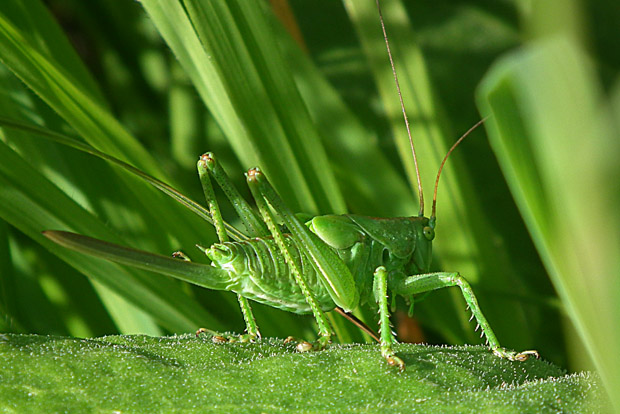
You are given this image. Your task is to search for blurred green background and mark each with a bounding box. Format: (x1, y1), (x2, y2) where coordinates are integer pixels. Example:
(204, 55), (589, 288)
(0, 0), (617, 408)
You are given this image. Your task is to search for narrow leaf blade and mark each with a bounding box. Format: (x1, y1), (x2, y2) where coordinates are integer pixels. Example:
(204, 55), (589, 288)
(43, 231), (233, 291)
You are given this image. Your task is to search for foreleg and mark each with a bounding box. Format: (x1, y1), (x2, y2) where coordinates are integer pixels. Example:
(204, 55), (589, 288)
(392, 271), (538, 361)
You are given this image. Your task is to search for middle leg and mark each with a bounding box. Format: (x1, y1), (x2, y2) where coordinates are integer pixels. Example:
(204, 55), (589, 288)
(373, 266), (405, 370)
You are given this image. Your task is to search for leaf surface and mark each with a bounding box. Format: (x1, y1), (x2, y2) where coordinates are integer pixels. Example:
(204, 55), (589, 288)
(0, 333), (609, 413)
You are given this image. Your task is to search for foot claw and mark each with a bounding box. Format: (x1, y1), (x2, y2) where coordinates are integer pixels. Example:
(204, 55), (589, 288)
(285, 336), (331, 352)
(386, 355), (405, 371)
(196, 330), (258, 344)
(212, 335), (229, 344)
(493, 347), (539, 361)
(515, 350), (540, 361)
(195, 327), (209, 337)
(296, 341), (313, 352)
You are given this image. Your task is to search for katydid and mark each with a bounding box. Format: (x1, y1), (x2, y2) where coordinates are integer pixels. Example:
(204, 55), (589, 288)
(42, 132), (537, 370)
(24, 0), (538, 371)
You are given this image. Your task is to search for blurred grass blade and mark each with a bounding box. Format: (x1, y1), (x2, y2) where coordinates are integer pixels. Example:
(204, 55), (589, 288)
(0, 0), (157, 172)
(477, 38), (620, 410)
(0, 219), (18, 332)
(140, 0), (344, 214)
(0, 1), (210, 250)
(0, 117), (246, 242)
(274, 16), (415, 218)
(0, 139), (225, 333)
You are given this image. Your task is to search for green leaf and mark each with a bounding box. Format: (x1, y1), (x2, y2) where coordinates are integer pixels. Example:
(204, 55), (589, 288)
(0, 333), (610, 413)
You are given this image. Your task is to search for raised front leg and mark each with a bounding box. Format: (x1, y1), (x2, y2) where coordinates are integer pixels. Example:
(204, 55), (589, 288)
(392, 271), (539, 361)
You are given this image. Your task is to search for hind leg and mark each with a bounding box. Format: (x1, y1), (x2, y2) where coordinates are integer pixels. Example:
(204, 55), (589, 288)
(246, 167), (347, 351)
(196, 154), (260, 341)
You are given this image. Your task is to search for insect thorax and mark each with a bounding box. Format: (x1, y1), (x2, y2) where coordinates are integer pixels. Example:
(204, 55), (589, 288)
(335, 215), (435, 301)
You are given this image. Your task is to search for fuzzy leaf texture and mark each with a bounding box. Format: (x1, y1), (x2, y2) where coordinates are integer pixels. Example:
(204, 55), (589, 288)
(0, 334), (610, 413)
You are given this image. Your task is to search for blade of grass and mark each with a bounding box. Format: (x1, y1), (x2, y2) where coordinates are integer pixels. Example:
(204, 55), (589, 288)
(0, 139), (225, 333)
(477, 38), (620, 410)
(141, 0), (344, 214)
(0, 0), (214, 254)
(274, 15), (416, 218)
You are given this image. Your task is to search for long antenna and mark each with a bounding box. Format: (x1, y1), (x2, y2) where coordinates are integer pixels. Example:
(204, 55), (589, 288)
(431, 117), (487, 220)
(375, 0), (424, 217)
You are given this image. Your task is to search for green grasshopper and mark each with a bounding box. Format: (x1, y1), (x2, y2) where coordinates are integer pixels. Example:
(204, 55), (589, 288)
(33, 1), (538, 371)
(42, 136), (538, 371)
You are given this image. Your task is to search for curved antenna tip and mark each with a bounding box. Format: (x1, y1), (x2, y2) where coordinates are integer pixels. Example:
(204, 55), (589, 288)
(431, 117), (488, 220)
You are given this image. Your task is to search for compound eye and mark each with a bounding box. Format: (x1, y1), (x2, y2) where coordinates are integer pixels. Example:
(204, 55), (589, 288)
(423, 226), (435, 240)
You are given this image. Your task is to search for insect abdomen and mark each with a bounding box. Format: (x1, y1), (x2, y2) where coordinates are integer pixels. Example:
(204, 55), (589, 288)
(206, 235), (334, 314)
